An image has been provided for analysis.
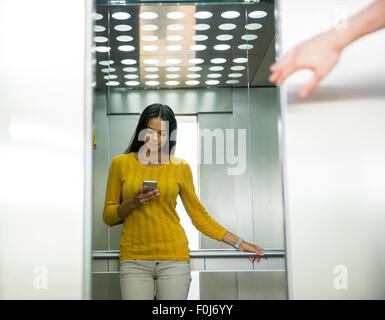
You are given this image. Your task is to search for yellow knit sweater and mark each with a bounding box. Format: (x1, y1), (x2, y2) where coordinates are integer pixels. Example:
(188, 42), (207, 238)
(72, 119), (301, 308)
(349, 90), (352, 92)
(102, 152), (227, 262)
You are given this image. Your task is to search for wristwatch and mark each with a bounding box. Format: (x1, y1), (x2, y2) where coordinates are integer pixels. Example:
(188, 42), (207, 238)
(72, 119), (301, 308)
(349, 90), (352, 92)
(234, 238), (244, 250)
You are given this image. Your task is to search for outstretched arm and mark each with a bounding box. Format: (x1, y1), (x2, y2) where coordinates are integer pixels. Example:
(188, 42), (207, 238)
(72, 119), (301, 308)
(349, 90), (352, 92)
(269, 0), (385, 98)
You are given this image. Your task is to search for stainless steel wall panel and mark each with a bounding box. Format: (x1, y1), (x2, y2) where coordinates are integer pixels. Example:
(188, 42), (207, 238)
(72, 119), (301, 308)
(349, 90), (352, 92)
(0, 0), (92, 299)
(107, 115), (140, 250)
(108, 88), (233, 114)
(92, 91), (110, 250)
(280, 0), (385, 299)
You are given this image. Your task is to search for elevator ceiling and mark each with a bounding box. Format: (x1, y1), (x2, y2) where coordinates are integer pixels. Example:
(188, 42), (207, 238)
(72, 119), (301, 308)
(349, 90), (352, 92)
(94, 1), (276, 89)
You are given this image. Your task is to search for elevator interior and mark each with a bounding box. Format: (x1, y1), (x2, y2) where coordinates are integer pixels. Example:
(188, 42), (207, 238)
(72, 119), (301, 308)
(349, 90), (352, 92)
(91, 0), (287, 299)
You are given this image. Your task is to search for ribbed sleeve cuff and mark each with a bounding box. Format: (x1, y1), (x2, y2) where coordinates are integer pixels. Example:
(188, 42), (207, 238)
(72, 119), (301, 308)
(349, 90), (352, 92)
(103, 205), (123, 226)
(215, 227), (228, 242)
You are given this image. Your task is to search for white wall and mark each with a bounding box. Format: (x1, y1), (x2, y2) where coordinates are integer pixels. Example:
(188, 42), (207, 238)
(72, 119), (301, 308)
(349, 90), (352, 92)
(0, 0), (92, 299)
(280, 0), (385, 299)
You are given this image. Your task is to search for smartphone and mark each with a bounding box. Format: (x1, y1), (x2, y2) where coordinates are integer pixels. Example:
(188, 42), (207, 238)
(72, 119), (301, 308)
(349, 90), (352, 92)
(142, 180), (157, 193)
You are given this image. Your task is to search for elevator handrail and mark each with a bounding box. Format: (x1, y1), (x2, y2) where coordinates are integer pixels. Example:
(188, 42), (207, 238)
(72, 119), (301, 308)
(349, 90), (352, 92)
(92, 248), (284, 259)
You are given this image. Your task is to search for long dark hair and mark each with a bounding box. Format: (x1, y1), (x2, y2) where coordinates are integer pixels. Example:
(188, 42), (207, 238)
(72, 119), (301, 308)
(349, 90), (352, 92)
(123, 103), (177, 155)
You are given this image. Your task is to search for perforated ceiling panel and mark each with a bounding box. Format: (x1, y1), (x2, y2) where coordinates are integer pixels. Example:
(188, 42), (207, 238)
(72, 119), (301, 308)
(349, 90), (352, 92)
(94, 1), (275, 89)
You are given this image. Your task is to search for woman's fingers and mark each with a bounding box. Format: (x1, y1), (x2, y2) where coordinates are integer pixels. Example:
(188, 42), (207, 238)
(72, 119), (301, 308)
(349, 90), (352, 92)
(299, 73), (322, 98)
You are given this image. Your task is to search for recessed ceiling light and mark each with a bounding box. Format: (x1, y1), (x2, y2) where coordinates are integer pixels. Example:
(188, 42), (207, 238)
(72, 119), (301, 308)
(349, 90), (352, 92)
(241, 34), (258, 41)
(139, 12), (158, 20)
(231, 66), (245, 71)
(99, 60), (114, 66)
(123, 67), (138, 72)
(142, 35), (158, 42)
(124, 74), (139, 79)
(167, 35), (183, 41)
(94, 25), (105, 32)
(228, 73), (243, 78)
(142, 24), (158, 31)
(245, 23), (262, 30)
(112, 12), (131, 20)
(211, 58), (226, 64)
(117, 35), (134, 42)
(95, 46), (110, 53)
(205, 80), (220, 85)
(106, 81), (119, 86)
(188, 58), (204, 64)
(248, 10), (267, 19)
(118, 45), (135, 52)
(188, 66), (202, 71)
(218, 23), (236, 30)
(121, 59), (137, 65)
(233, 57), (248, 63)
(221, 11), (240, 19)
(145, 67), (159, 72)
(193, 24), (210, 31)
(166, 74), (180, 79)
(209, 66), (224, 71)
(226, 80), (240, 84)
(93, 13), (103, 20)
(192, 35), (208, 41)
(145, 74), (159, 79)
(194, 11), (213, 19)
(167, 24), (184, 31)
(101, 67), (116, 73)
(144, 59), (159, 65)
(207, 73), (222, 78)
(187, 74), (201, 79)
(114, 24), (132, 31)
(167, 12), (185, 19)
(214, 44), (230, 51)
(166, 67), (181, 72)
(238, 44), (254, 50)
(166, 58), (181, 64)
(145, 81), (159, 86)
(126, 81), (140, 86)
(190, 44), (206, 51)
(104, 75), (118, 80)
(143, 45), (159, 51)
(165, 81), (179, 86)
(94, 36), (108, 43)
(186, 80), (200, 85)
(166, 45), (183, 51)
(216, 34), (233, 41)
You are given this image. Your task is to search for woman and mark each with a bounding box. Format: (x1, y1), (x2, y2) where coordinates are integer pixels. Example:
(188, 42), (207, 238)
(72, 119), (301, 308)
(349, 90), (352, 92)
(102, 103), (265, 300)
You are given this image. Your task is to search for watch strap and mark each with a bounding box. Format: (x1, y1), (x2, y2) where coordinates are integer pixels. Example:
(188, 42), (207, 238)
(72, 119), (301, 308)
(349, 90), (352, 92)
(234, 238), (244, 249)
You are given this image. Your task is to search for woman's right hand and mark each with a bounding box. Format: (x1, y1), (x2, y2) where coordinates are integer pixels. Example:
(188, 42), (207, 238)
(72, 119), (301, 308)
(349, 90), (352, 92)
(130, 185), (160, 208)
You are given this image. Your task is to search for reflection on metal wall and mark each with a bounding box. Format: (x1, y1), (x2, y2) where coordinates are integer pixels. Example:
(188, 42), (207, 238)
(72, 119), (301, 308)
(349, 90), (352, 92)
(280, 0), (385, 299)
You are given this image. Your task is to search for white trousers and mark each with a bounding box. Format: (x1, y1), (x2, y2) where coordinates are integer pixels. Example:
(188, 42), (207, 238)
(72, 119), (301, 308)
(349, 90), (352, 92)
(119, 259), (192, 300)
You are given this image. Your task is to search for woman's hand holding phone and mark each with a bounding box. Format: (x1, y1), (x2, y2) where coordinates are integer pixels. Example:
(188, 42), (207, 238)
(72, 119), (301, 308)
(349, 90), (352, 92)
(130, 185), (160, 208)
(117, 186), (160, 219)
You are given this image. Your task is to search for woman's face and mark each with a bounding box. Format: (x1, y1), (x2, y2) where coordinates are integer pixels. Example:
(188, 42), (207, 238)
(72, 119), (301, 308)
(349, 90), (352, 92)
(143, 117), (169, 152)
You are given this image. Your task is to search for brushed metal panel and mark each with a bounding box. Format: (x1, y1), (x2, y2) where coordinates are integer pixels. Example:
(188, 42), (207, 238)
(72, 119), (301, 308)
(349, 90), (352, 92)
(0, 0), (92, 299)
(108, 88), (232, 114)
(249, 87), (285, 249)
(280, 0), (385, 299)
(92, 273), (121, 300)
(198, 113), (236, 250)
(108, 115), (140, 250)
(92, 91), (110, 250)
(200, 273), (238, 300)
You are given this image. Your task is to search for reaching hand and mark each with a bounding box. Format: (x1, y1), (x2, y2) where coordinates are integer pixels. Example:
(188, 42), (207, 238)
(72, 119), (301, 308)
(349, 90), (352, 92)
(269, 31), (343, 98)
